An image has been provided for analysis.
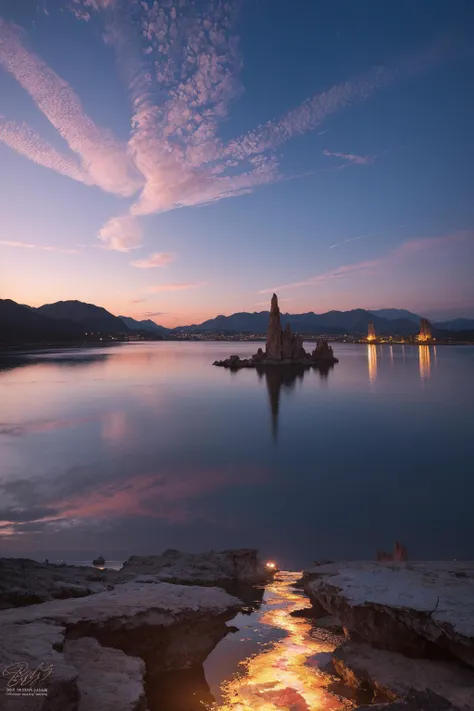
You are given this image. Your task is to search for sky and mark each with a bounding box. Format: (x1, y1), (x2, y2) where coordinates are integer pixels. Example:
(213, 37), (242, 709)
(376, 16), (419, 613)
(0, 0), (473, 326)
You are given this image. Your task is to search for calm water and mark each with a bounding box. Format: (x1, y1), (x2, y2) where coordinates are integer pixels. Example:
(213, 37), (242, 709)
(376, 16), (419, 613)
(0, 341), (473, 565)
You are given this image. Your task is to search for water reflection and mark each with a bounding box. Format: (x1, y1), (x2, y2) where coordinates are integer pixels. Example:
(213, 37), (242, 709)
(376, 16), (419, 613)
(0, 351), (110, 373)
(211, 572), (349, 710)
(419, 346), (431, 380)
(367, 344), (377, 384)
(257, 366), (334, 441)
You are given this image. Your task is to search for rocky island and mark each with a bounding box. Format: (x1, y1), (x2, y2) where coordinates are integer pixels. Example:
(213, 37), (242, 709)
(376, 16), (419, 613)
(213, 293), (339, 369)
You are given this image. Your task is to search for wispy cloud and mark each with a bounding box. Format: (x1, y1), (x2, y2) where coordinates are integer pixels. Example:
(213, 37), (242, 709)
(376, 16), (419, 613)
(147, 282), (207, 293)
(0, 17), (142, 198)
(0, 7), (458, 252)
(323, 149), (375, 166)
(131, 252), (176, 268)
(260, 230), (471, 293)
(98, 215), (142, 252)
(0, 239), (79, 254)
(0, 118), (88, 183)
(141, 311), (168, 317)
(329, 232), (374, 249)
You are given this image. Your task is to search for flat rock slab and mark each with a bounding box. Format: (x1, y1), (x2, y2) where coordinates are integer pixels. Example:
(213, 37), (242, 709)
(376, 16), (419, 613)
(303, 561), (474, 667)
(64, 638), (147, 711)
(0, 622), (78, 711)
(118, 548), (273, 587)
(0, 581), (241, 671)
(333, 642), (474, 711)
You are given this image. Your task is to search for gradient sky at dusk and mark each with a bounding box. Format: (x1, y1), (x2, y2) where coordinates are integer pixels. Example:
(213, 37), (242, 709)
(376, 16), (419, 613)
(1, 0), (473, 326)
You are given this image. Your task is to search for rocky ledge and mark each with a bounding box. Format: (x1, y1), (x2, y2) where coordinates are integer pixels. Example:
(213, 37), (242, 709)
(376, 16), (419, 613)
(0, 548), (272, 610)
(302, 560), (474, 710)
(0, 580), (241, 711)
(117, 547), (273, 588)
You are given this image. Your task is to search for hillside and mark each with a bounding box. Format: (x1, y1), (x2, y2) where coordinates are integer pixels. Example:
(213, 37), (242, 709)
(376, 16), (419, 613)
(175, 308), (420, 336)
(0, 299), (83, 345)
(119, 316), (169, 337)
(38, 301), (130, 334)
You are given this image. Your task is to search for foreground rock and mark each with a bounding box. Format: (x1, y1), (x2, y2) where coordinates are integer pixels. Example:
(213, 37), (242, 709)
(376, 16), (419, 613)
(355, 690), (460, 710)
(64, 638), (146, 711)
(0, 581), (241, 710)
(0, 622), (79, 710)
(303, 561), (474, 667)
(0, 581), (241, 671)
(333, 642), (474, 711)
(0, 557), (117, 609)
(213, 294), (338, 369)
(118, 548), (274, 588)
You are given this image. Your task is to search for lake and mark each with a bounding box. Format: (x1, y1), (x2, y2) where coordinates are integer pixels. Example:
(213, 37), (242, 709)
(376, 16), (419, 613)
(0, 341), (473, 566)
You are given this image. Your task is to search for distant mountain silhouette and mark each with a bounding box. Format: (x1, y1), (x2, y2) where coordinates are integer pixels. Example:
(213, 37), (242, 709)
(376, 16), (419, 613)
(433, 318), (474, 332)
(176, 309), (420, 336)
(369, 308), (421, 324)
(37, 300), (130, 334)
(0, 299), (83, 345)
(119, 316), (169, 337)
(2, 298), (472, 346)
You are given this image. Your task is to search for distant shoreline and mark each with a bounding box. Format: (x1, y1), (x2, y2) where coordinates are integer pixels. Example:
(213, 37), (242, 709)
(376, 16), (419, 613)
(0, 338), (473, 355)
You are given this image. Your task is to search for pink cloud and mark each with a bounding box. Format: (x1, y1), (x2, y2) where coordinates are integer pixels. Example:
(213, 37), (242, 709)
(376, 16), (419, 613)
(0, 18), (142, 198)
(1, 8), (458, 255)
(147, 282), (207, 293)
(0, 240), (79, 254)
(0, 118), (88, 183)
(98, 215), (142, 252)
(131, 252), (176, 268)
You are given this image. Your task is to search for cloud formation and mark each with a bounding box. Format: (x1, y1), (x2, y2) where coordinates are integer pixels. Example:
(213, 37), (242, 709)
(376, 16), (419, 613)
(0, 7), (457, 251)
(260, 230), (471, 293)
(98, 215), (142, 252)
(131, 252), (175, 268)
(0, 17), (142, 198)
(0, 118), (88, 183)
(323, 149), (375, 166)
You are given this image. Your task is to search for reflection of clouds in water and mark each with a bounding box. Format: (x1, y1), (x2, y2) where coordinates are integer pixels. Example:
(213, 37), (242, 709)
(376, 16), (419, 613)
(0, 464), (267, 545)
(214, 572), (349, 711)
(101, 411), (128, 442)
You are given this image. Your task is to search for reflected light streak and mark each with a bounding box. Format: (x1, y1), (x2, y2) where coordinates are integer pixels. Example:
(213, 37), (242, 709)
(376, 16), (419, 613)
(213, 572), (350, 711)
(367, 344), (377, 384)
(389, 345), (394, 365)
(419, 346), (431, 380)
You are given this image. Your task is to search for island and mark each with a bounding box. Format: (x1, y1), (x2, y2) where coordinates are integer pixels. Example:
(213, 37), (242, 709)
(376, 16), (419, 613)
(213, 293), (339, 368)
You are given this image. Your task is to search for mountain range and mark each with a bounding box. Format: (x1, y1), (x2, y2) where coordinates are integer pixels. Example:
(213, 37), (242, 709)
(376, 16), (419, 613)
(175, 308), (474, 335)
(1, 299), (473, 347)
(0, 300), (162, 346)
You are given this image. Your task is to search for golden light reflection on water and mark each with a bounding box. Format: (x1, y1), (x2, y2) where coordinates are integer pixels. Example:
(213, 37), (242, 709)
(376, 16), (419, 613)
(212, 573), (351, 711)
(419, 345), (431, 380)
(367, 344), (377, 384)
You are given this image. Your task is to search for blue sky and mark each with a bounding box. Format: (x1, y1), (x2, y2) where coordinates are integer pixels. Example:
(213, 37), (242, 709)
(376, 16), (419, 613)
(0, 0), (473, 325)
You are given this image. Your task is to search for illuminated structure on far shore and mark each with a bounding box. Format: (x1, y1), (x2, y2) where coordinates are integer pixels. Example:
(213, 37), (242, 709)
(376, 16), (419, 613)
(367, 323), (376, 342)
(417, 318), (433, 343)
